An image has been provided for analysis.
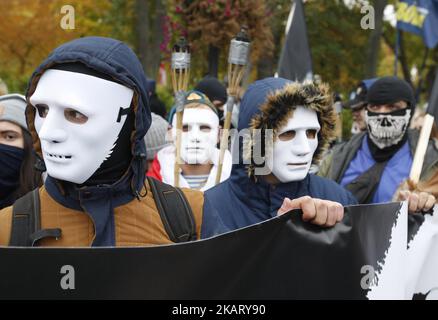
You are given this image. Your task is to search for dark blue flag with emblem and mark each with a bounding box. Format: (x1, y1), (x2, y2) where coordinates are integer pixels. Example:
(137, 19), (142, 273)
(396, 0), (438, 48)
(277, 0), (313, 82)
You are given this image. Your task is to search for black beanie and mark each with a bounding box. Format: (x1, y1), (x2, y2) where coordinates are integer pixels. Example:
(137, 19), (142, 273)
(366, 76), (415, 109)
(194, 76), (227, 104)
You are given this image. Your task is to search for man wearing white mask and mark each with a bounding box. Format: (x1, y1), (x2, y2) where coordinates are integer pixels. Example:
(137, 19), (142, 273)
(0, 41), (355, 246)
(201, 78), (358, 237)
(0, 37), (205, 247)
(148, 91), (232, 191)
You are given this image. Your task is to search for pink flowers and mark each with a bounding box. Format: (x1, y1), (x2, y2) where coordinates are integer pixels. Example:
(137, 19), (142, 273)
(224, 0), (231, 17)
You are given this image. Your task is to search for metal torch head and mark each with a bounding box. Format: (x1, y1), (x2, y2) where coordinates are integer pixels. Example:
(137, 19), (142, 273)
(228, 26), (250, 66)
(171, 37), (191, 70)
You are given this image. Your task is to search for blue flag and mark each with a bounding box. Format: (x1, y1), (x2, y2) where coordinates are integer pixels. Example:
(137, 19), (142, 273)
(396, 0), (438, 48)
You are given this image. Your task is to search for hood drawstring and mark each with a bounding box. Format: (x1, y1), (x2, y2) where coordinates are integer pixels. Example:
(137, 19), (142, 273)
(34, 154), (46, 172)
(132, 151), (148, 200)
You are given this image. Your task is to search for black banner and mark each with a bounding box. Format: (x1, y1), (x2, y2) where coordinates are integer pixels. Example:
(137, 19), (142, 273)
(0, 202), (405, 300)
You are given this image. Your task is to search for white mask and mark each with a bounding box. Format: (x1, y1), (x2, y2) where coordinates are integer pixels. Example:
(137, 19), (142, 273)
(172, 108), (219, 164)
(268, 106), (320, 183)
(30, 69), (134, 184)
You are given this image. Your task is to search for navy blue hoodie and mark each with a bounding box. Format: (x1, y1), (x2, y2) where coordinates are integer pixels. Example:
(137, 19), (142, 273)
(201, 78), (357, 238)
(25, 37), (151, 246)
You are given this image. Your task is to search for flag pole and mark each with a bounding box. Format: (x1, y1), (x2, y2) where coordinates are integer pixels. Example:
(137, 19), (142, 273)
(394, 29), (400, 76)
(415, 47), (429, 102)
(409, 68), (438, 184)
(409, 114), (434, 184)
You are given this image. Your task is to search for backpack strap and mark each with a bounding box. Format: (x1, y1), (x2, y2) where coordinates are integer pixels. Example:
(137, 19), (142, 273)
(147, 177), (197, 243)
(345, 160), (389, 204)
(9, 189), (61, 247)
(9, 188), (40, 246)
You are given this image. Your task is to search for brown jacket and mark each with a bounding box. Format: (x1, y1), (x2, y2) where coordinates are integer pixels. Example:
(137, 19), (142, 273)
(0, 180), (204, 247)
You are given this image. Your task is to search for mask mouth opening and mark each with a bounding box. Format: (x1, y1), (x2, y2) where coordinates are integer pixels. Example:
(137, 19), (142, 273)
(287, 162), (308, 166)
(45, 152), (73, 160)
(186, 146), (204, 150)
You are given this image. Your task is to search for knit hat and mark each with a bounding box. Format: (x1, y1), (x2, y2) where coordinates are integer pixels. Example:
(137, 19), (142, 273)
(194, 76), (227, 104)
(0, 94), (28, 130)
(145, 112), (171, 160)
(366, 76), (415, 108)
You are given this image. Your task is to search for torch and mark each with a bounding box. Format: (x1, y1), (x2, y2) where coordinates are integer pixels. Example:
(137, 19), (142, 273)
(171, 37), (191, 187)
(215, 26), (251, 185)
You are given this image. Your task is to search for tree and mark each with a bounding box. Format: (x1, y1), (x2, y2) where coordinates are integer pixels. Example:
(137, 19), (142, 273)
(164, 0), (274, 81)
(0, 0), (115, 92)
(365, 0), (388, 78)
(304, 0), (369, 93)
(135, 0), (166, 79)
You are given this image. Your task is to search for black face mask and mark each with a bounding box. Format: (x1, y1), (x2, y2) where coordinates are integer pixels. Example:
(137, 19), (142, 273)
(0, 143), (24, 201)
(81, 107), (135, 187)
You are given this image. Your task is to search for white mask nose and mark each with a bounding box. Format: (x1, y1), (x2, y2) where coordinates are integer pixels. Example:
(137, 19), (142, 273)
(39, 127), (68, 144)
(293, 131), (312, 156)
(38, 117), (68, 143)
(188, 126), (201, 141)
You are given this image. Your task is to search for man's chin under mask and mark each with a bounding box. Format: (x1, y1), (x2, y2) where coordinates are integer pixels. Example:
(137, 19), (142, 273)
(365, 108), (411, 162)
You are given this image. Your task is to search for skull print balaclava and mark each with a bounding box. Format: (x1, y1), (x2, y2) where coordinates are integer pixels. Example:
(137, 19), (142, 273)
(365, 76), (415, 162)
(365, 108), (411, 149)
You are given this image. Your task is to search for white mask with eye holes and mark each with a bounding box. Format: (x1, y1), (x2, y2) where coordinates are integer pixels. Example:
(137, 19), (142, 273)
(268, 106), (320, 183)
(29, 69), (134, 184)
(172, 108), (219, 164)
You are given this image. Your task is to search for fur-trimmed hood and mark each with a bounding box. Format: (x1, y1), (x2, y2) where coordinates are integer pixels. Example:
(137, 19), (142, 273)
(238, 77), (336, 178)
(201, 77), (356, 237)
